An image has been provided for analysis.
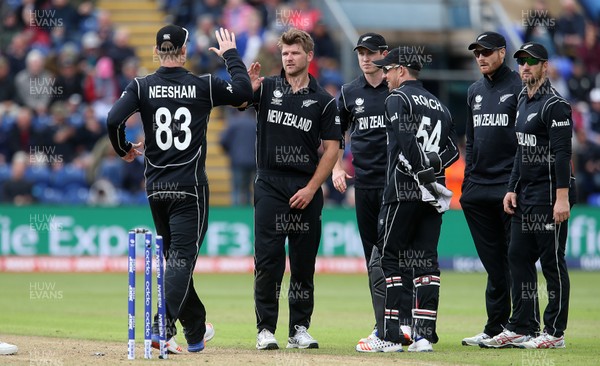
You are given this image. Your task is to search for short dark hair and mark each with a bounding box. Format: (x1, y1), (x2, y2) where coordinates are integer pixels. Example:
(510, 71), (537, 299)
(278, 28), (314, 54)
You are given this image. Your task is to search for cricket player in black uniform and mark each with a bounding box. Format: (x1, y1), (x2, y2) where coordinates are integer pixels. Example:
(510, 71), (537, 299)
(460, 32), (528, 346)
(356, 47), (459, 353)
(107, 25), (252, 353)
(332, 33), (390, 344)
(243, 28), (340, 350)
(487, 43), (574, 349)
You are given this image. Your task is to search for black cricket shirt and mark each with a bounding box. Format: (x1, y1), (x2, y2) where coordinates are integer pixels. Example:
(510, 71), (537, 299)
(508, 79), (576, 205)
(107, 49), (252, 189)
(383, 80), (459, 204)
(338, 75), (388, 188)
(465, 64), (523, 184)
(250, 70), (340, 177)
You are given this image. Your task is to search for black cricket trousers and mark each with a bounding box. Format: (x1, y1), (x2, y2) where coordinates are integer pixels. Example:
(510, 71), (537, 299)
(460, 181), (512, 336)
(254, 174), (324, 337)
(507, 204), (570, 337)
(149, 185), (208, 344)
(355, 187), (384, 264)
(378, 200), (441, 344)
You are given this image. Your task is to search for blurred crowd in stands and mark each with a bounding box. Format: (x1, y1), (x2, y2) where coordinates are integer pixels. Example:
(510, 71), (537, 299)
(0, 0), (599, 207)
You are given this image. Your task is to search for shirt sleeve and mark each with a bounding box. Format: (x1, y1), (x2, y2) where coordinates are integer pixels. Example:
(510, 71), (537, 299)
(211, 49), (252, 107)
(320, 97), (341, 141)
(545, 98), (573, 189)
(337, 85), (351, 149)
(106, 80), (140, 157)
(464, 88), (474, 179)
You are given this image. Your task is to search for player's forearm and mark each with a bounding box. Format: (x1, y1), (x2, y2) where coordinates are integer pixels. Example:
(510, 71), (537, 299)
(306, 140), (339, 192)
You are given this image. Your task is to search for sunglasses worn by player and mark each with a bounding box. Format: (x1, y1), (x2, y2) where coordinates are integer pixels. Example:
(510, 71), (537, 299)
(472, 48), (499, 58)
(516, 57), (542, 66)
(382, 64), (401, 74)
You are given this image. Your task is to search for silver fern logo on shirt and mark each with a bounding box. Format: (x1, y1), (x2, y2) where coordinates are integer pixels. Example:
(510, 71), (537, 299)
(301, 99), (318, 108)
(526, 113), (538, 122)
(355, 98), (365, 113)
(499, 94), (513, 104)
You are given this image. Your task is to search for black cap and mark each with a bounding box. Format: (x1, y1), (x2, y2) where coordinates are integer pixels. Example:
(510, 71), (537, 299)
(353, 33), (388, 52)
(513, 42), (549, 61)
(468, 31), (506, 50)
(156, 25), (189, 51)
(372, 46), (423, 71)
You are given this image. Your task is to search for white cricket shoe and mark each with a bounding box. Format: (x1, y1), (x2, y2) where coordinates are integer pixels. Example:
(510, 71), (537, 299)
(152, 335), (183, 354)
(462, 332), (491, 346)
(256, 329), (279, 350)
(356, 337), (403, 353)
(287, 325), (318, 349)
(519, 333), (565, 349)
(204, 322), (215, 342)
(479, 329), (531, 348)
(0, 341), (18, 355)
(358, 328), (378, 344)
(408, 335), (433, 352)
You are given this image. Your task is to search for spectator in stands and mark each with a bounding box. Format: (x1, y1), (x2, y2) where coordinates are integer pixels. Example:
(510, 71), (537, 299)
(0, 6), (21, 51)
(523, 0), (557, 58)
(95, 10), (114, 51)
(311, 21), (338, 62)
(81, 31), (101, 71)
(192, 0), (223, 27)
(222, 0), (256, 36)
(237, 8), (265, 66)
(567, 61), (594, 102)
(1, 151), (34, 205)
(41, 101), (77, 163)
(0, 56), (17, 108)
(577, 90), (600, 202)
(555, 0), (586, 59)
(578, 22), (600, 77)
(5, 33), (29, 75)
(288, 0), (320, 33)
(189, 14), (221, 74)
(254, 31), (281, 76)
(106, 27), (137, 77)
(220, 109), (256, 206)
(548, 63), (570, 99)
(117, 57), (140, 92)
(6, 107), (40, 163)
(83, 56), (120, 122)
(15, 49), (53, 115)
(54, 52), (85, 103)
(75, 105), (104, 156)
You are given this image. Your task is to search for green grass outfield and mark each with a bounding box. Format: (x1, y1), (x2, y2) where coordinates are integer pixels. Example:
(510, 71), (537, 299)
(1, 271), (599, 365)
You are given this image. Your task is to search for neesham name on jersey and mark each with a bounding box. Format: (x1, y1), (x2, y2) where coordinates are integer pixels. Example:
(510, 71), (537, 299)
(149, 85), (197, 98)
(473, 113), (509, 127)
(266, 109), (312, 131)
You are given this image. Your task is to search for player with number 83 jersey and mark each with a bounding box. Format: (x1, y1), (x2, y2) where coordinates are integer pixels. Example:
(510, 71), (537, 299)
(107, 25), (252, 352)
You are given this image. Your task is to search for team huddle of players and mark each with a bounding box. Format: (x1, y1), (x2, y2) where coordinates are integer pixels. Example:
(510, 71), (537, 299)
(107, 25), (573, 354)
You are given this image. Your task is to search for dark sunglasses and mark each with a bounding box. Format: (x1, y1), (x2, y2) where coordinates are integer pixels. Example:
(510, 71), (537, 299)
(473, 48), (497, 58)
(382, 64), (401, 74)
(516, 57), (541, 66)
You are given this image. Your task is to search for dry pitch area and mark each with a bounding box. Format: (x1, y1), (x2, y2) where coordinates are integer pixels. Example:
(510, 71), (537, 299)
(1, 334), (438, 366)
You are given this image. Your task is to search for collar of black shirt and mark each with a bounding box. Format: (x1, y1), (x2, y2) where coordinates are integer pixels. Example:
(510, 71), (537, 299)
(483, 63), (511, 87)
(157, 66), (188, 74)
(529, 78), (552, 100)
(359, 74), (388, 89)
(279, 68), (318, 92)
